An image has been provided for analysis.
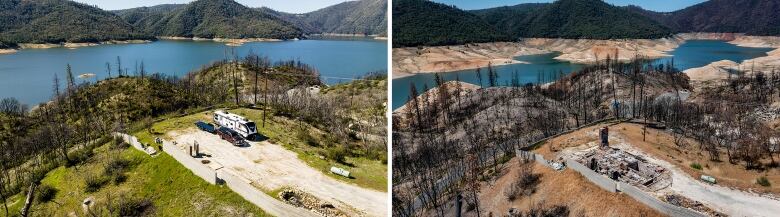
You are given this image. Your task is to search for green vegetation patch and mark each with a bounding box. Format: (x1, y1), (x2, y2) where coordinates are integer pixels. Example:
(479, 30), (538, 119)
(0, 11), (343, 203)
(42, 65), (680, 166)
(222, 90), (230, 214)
(5, 142), (266, 217)
(690, 163), (703, 170)
(757, 176), (772, 187)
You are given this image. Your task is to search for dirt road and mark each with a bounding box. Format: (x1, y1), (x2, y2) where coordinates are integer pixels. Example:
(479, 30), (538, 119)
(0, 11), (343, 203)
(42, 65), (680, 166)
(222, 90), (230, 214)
(612, 136), (780, 217)
(170, 130), (387, 217)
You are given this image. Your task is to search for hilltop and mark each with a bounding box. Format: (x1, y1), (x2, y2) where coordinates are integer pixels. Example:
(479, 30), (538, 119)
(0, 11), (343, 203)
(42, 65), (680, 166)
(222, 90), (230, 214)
(260, 0), (388, 36)
(120, 0), (301, 39)
(0, 0), (151, 46)
(627, 0), (780, 36)
(112, 4), (185, 30)
(392, 0), (675, 47)
(115, 0), (388, 39)
(0, 55), (388, 216)
(475, 0), (673, 39)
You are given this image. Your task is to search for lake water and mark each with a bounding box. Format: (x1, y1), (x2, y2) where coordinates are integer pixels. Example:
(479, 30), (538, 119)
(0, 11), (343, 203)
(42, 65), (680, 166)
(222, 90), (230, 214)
(392, 40), (774, 110)
(0, 39), (387, 105)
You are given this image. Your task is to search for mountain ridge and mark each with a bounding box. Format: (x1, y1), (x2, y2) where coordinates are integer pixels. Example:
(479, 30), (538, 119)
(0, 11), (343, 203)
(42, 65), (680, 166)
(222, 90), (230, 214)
(392, 0), (509, 47)
(626, 0), (780, 36)
(259, 0), (388, 36)
(120, 0), (302, 39)
(473, 0), (674, 39)
(0, 0), (152, 47)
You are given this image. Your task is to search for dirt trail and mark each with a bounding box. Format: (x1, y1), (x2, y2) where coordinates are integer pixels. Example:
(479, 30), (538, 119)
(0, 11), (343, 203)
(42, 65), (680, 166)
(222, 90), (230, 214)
(540, 123), (780, 216)
(170, 130), (387, 217)
(609, 133), (780, 217)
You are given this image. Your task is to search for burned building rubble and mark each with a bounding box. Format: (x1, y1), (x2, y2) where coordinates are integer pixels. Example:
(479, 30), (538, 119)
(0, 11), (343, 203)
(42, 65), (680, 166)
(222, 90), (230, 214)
(574, 146), (672, 191)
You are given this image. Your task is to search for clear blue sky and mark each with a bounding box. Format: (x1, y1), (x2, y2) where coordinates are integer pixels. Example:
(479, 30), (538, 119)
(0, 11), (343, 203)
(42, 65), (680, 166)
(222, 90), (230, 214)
(432, 0), (706, 12)
(73, 0), (353, 13)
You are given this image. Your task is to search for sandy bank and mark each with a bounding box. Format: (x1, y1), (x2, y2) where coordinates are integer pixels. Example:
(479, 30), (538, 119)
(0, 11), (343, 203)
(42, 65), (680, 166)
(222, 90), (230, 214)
(0, 49), (17, 55)
(730, 36), (780, 48)
(393, 80), (479, 114)
(17, 40), (152, 50)
(158, 36), (282, 46)
(683, 60), (739, 81)
(521, 37), (683, 63)
(393, 42), (548, 75)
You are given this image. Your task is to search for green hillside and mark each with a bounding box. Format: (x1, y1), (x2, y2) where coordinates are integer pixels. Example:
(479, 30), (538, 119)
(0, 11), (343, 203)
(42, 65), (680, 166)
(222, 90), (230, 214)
(122, 0), (302, 39)
(392, 0), (509, 47)
(259, 0), (387, 36)
(0, 0), (151, 46)
(628, 0), (780, 36)
(112, 4), (185, 31)
(475, 0), (673, 39)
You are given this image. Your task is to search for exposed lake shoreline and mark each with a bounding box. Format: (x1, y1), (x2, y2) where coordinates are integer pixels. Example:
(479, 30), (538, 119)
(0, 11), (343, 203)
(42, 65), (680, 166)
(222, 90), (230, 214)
(393, 33), (780, 77)
(0, 39), (153, 54)
(157, 36), (285, 46)
(1, 35), (388, 54)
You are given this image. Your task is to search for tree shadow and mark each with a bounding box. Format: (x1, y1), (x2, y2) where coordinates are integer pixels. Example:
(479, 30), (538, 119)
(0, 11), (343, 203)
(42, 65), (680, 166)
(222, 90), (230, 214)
(249, 134), (269, 142)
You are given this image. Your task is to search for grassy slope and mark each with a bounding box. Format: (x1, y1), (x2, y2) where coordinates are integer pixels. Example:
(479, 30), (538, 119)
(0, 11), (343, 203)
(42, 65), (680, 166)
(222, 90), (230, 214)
(134, 108), (387, 192)
(4, 143), (266, 217)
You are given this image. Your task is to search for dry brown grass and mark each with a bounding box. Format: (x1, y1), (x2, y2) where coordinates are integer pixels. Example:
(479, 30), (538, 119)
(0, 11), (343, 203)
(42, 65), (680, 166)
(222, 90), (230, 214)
(611, 123), (780, 195)
(472, 158), (663, 217)
(536, 122), (780, 195)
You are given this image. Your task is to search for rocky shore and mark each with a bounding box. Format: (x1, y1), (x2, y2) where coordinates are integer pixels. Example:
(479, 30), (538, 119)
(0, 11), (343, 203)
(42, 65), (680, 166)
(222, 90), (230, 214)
(392, 42), (549, 78)
(0, 39), (152, 54)
(157, 36), (283, 46)
(683, 35), (780, 83)
(17, 39), (152, 50)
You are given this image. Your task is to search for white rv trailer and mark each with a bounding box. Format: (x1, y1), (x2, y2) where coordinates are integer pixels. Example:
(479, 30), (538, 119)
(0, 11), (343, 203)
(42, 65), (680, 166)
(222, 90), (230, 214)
(213, 110), (258, 139)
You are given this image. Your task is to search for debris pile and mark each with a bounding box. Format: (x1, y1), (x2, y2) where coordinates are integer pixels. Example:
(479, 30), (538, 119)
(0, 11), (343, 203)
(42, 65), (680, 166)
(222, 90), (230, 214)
(278, 188), (347, 217)
(573, 146), (672, 191)
(663, 194), (726, 217)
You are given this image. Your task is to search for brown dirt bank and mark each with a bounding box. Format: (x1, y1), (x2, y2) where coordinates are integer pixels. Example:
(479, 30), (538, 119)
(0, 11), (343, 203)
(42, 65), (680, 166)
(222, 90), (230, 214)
(392, 33), (780, 78)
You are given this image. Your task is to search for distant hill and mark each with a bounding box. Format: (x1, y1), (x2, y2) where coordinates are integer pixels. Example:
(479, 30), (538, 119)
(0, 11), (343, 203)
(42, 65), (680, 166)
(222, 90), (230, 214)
(119, 0), (302, 39)
(0, 0), (150, 46)
(627, 0), (780, 36)
(392, 0), (509, 47)
(260, 0), (387, 36)
(113, 4), (185, 29)
(474, 0), (673, 39)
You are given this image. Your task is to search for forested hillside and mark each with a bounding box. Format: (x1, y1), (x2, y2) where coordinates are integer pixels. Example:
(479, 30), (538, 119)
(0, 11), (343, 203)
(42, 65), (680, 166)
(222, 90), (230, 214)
(0, 0), (151, 46)
(392, 0), (674, 47)
(113, 4), (185, 30)
(628, 0), (780, 36)
(261, 0), (387, 36)
(392, 0), (509, 47)
(116, 0), (302, 39)
(474, 0), (673, 39)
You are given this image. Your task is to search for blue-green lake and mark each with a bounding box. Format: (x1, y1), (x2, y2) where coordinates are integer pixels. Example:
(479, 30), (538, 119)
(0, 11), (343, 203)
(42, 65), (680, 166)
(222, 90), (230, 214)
(0, 39), (387, 105)
(392, 40), (773, 110)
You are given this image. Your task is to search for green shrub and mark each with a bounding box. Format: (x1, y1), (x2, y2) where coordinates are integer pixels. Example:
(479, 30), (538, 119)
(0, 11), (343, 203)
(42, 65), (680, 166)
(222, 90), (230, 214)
(111, 136), (130, 149)
(104, 158), (130, 184)
(84, 173), (107, 193)
(36, 184), (57, 203)
(690, 163), (702, 170)
(326, 145), (349, 165)
(117, 197), (156, 217)
(297, 127), (318, 147)
(757, 176), (771, 187)
(66, 148), (94, 167)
